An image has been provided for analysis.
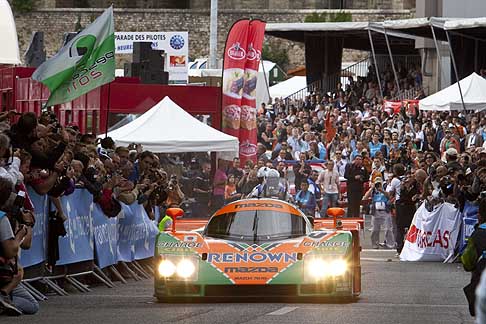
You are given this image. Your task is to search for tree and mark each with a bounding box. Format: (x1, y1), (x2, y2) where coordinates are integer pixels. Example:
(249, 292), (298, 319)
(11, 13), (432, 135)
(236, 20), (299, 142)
(262, 44), (289, 70)
(11, 0), (35, 13)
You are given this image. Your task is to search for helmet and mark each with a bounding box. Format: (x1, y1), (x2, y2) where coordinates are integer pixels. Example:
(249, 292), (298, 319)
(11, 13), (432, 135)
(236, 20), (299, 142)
(257, 167), (268, 179)
(264, 169), (281, 198)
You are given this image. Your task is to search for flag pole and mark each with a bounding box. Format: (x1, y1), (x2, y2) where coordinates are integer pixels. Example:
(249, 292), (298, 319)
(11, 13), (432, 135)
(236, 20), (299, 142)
(104, 83), (111, 137)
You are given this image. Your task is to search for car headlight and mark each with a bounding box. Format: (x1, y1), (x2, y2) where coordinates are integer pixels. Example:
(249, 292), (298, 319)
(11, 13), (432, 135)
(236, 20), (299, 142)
(158, 259), (176, 277)
(176, 259), (196, 278)
(305, 258), (348, 280)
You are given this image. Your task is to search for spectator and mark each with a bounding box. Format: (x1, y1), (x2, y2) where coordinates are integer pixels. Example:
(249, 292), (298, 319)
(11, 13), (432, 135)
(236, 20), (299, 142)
(211, 160), (227, 212)
(363, 177), (395, 249)
(318, 160), (340, 217)
(344, 155), (369, 218)
(295, 181), (316, 216)
(192, 161), (212, 218)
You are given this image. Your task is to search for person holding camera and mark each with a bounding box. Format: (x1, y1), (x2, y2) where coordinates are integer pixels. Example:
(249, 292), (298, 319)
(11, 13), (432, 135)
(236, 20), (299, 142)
(363, 177), (395, 249)
(0, 177), (38, 316)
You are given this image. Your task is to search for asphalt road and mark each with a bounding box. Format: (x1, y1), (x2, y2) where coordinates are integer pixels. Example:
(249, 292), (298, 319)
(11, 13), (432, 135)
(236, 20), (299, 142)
(8, 217), (475, 324)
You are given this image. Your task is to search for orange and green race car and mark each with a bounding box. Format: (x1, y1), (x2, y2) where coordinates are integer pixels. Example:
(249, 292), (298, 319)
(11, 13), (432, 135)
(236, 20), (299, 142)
(154, 198), (362, 300)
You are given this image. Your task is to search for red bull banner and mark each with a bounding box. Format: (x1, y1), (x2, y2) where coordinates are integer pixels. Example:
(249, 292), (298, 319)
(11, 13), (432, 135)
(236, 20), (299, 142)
(221, 19), (250, 139)
(239, 20), (266, 163)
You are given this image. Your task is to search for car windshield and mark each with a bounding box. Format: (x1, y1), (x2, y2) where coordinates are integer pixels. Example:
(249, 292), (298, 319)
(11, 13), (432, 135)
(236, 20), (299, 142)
(205, 210), (308, 242)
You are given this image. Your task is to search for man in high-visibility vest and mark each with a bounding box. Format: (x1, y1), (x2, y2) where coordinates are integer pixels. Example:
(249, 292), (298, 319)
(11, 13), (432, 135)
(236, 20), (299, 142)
(158, 214), (172, 232)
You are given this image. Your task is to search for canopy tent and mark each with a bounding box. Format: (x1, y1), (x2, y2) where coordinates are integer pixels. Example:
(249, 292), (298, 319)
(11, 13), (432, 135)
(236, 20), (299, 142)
(269, 76), (307, 99)
(0, 0), (20, 64)
(419, 72), (486, 111)
(265, 21), (417, 54)
(104, 96), (239, 154)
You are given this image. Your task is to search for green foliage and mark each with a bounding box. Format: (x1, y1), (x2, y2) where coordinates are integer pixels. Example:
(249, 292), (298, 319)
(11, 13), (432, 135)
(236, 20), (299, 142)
(262, 44), (289, 70)
(304, 11), (352, 23)
(11, 0), (35, 13)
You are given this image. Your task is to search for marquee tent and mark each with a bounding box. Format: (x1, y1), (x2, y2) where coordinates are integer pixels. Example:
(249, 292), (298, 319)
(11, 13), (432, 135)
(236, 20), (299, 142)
(104, 96), (239, 154)
(0, 0), (20, 64)
(419, 72), (486, 111)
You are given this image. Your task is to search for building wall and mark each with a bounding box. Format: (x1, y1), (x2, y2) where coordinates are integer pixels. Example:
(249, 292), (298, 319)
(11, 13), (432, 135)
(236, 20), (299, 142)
(13, 8), (414, 69)
(36, 0), (416, 9)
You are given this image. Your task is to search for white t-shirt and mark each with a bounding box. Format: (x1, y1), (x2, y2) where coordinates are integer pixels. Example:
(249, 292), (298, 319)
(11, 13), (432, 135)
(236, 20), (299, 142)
(318, 169), (340, 194)
(387, 177), (401, 201)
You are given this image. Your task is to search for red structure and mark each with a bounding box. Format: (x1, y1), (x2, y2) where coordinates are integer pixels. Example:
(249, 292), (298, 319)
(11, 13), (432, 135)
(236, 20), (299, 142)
(0, 67), (222, 134)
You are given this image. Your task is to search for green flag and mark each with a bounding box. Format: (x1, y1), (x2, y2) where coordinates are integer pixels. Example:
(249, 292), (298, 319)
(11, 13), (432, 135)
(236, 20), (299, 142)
(32, 6), (115, 106)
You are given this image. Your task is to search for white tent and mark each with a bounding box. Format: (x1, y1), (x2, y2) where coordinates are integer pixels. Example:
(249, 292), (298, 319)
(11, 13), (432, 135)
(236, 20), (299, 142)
(269, 76), (307, 99)
(0, 0), (20, 64)
(105, 96), (239, 155)
(419, 73), (486, 111)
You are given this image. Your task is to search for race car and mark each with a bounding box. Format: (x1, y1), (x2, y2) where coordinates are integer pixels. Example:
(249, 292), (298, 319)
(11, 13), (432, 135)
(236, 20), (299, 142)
(154, 199), (361, 300)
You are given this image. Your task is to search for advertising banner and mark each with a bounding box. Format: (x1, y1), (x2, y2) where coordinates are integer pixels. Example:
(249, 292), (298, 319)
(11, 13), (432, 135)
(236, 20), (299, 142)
(400, 202), (462, 262)
(238, 19), (266, 164)
(221, 20), (251, 140)
(115, 31), (188, 84)
(93, 203), (118, 269)
(132, 204), (159, 260)
(117, 202), (158, 262)
(57, 189), (94, 265)
(19, 188), (48, 268)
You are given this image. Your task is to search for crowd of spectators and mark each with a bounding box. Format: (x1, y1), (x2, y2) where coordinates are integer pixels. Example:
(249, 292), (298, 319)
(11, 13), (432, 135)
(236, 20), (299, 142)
(0, 110), (186, 316)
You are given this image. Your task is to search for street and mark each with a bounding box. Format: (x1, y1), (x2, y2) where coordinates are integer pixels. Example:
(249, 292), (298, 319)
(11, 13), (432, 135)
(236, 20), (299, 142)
(9, 247), (474, 324)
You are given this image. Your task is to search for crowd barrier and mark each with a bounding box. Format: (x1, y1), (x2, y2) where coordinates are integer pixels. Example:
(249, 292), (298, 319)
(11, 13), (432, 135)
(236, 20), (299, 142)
(18, 187), (159, 299)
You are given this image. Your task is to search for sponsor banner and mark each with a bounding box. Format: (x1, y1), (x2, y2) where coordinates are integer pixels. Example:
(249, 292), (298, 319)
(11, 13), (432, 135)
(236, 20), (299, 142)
(93, 203), (118, 269)
(57, 189), (95, 265)
(239, 19), (266, 164)
(384, 100), (402, 115)
(115, 31), (188, 84)
(400, 202), (461, 262)
(221, 19), (251, 139)
(19, 188), (48, 268)
(117, 203), (159, 262)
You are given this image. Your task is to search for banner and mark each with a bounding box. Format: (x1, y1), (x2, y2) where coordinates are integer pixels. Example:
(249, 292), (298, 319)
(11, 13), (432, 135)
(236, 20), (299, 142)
(117, 203), (158, 262)
(132, 204), (159, 260)
(93, 203), (118, 269)
(115, 31), (189, 84)
(56, 190), (94, 265)
(384, 100), (402, 115)
(400, 202), (462, 262)
(19, 188), (48, 268)
(238, 19), (266, 164)
(32, 6), (115, 106)
(221, 20), (251, 141)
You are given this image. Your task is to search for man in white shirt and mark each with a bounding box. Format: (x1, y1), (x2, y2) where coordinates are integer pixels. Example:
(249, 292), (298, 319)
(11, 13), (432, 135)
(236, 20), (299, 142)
(318, 160), (340, 217)
(0, 134), (23, 188)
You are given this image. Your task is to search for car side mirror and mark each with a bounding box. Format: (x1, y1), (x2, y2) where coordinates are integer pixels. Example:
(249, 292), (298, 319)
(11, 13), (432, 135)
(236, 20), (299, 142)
(166, 207), (184, 232)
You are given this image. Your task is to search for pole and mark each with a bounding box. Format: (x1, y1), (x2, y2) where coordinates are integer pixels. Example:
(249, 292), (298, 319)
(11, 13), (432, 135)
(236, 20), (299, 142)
(445, 29), (467, 113)
(209, 0), (218, 69)
(367, 29), (383, 99)
(383, 26), (401, 94)
(260, 59), (271, 104)
(104, 84), (111, 137)
(430, 24), (442, 91)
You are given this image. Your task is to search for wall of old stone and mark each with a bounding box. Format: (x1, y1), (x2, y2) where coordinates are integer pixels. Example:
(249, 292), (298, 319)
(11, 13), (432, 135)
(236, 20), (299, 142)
(13, 8), (414, 69)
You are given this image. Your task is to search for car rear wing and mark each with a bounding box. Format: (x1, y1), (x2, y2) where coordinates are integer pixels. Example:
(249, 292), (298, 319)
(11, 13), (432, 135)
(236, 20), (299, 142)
(173, 219), (209, 232)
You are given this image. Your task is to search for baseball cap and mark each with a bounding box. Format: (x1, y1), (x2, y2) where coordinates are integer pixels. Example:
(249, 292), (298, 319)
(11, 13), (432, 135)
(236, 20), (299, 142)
(374, 177), (383, 184)
(446, 148), (458, 156)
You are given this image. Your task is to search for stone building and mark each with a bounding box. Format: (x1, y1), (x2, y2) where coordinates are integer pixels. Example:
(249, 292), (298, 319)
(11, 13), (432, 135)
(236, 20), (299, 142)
(13, 1), (415, 69)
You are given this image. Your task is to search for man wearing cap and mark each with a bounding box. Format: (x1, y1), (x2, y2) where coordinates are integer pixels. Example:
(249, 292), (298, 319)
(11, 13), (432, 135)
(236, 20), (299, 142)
(363, 177), (394, 249)
(445, 148), (462, 171)
(440, 126), (460, 159)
